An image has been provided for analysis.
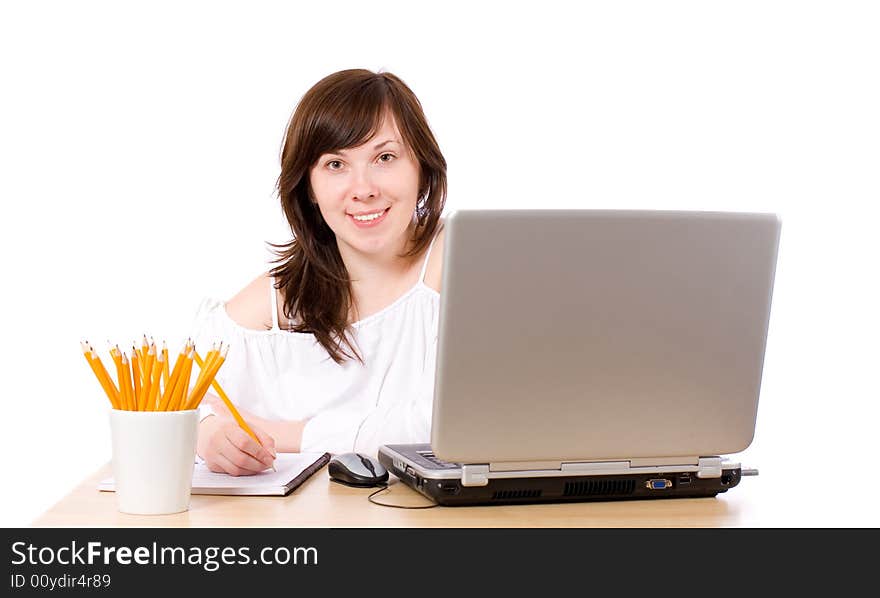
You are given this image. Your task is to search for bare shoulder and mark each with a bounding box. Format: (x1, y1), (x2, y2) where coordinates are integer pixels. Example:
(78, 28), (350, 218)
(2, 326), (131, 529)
(423, 221), (446, 293)
(224, 273), (274, 331)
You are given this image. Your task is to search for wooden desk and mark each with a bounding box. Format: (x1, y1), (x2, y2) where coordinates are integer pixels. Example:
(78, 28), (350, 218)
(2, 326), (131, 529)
(32, 463), (763, 527)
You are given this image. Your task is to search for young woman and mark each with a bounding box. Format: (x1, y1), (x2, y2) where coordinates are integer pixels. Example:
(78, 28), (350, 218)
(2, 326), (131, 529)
(192, 69), (448, 475)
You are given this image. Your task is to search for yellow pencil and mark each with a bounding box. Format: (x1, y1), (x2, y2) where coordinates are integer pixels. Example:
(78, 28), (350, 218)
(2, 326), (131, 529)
(185, 346), (226, 410)
(120, 352), (135, 411)
(146, 349), (165, 411)
(131, 345), (142, 410)
(158, 341), (190, 411)
(85, 341), (121, 408)
(108, 341), (120, 361)
(138, 334), (149, 365)
(140, 342), (156, 409)
(161, 342), (170, 387)
(108, 342), (121, 374)
(109, 345), (129, 410)
(81, 341), (121, 409)
(168, 346), (194, 411)
(191, 343), (218, 391)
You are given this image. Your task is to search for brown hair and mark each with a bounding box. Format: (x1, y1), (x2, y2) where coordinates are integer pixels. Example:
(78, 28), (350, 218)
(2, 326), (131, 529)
(268, 69), (447, 364)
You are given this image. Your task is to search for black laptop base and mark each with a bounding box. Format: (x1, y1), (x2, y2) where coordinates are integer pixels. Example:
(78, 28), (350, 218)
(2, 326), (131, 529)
(380, 452), (741, 506)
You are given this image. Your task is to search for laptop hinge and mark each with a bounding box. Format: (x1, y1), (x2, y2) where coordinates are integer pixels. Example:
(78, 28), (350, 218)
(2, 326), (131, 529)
(461, 464), (490, 487)
(696, 457), (723, 479)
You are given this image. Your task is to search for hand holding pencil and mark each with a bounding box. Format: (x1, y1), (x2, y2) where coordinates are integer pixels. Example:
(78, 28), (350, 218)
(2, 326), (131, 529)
(196, 410), (277, 476)
(193, 350), (276, 473)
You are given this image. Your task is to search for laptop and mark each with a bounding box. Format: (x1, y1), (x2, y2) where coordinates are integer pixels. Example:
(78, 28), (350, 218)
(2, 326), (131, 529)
(378, 209), (781, 505)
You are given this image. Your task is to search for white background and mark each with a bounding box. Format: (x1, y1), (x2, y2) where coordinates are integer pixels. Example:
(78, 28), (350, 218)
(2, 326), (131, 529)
(1, 1), (878, 527)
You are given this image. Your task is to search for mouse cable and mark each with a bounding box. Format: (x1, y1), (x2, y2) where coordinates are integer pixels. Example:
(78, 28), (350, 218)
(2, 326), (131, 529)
(367, 484), (439, 509)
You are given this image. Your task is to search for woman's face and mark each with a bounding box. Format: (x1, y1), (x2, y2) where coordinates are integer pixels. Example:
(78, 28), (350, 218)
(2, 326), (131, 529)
(309, 114), (421, 260)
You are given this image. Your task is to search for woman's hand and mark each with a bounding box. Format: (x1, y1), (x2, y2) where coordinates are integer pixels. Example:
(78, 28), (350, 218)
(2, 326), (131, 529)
(197, 414), (276, 476)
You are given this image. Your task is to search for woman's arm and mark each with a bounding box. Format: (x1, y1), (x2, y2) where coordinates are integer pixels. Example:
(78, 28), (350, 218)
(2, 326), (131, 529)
(253, 418), (306, 453)
(349, 384), (434, 456)
(202, 393), (307, 453)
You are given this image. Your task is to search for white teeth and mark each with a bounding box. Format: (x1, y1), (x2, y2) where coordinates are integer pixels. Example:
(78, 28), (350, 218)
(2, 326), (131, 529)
(352, 210), (386, 222)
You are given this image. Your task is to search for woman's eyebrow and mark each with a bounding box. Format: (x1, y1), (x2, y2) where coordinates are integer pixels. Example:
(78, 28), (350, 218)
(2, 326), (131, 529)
(332, 139), (400, 155)
(372, 139), (400, 150)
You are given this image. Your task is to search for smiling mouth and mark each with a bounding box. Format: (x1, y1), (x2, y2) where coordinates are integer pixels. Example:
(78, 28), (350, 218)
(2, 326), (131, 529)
(348, 207), (390, 223)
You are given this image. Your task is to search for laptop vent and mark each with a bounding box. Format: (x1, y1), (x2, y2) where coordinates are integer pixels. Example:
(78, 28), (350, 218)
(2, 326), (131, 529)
(492, 489), (542, 501)
(564, 479), (637, 497)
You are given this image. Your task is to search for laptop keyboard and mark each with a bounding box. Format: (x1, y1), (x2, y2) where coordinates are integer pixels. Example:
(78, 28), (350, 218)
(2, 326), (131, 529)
(417, 450), (460, 469)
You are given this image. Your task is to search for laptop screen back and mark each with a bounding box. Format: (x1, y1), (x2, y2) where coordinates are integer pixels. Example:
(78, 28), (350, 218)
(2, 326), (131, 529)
(431, 210), (780, 464)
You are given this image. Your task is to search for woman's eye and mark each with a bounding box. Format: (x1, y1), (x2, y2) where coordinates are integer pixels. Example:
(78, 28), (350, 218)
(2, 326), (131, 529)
(378, 153), (395, 163)
(327, 160), (343, 170)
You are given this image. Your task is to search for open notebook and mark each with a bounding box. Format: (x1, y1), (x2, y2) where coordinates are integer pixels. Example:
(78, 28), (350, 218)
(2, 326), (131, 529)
(98, 452), (331, 496)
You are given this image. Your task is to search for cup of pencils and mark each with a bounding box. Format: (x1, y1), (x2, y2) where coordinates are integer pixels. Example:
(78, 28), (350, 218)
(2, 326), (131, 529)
(82, 337), (227, 515)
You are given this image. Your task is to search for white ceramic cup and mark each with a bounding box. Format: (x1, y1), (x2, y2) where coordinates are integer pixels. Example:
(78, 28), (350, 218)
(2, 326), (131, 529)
(108, 409), (199, 515)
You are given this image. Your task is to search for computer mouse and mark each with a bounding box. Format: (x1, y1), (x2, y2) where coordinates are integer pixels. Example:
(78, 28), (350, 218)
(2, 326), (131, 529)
(328, 452), (389, 487)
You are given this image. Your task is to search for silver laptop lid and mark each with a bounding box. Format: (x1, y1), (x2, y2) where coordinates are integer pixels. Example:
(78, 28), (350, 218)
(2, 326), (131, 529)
(431, 210), (780, 464)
